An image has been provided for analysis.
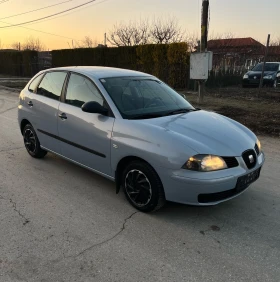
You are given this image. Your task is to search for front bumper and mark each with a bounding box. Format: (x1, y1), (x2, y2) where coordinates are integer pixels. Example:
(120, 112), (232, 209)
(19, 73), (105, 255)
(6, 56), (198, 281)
(157, 152), (265, 206)
(242, 78), (274, 87)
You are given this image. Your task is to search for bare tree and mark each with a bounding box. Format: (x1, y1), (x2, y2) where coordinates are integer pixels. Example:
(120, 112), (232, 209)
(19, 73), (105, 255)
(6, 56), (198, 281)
(10, 42), (20, 50)
(150, 17), (185, 44)
(108, 19), (150, 46)
(185, 32), (199, 52)
(22, 37), (45, 51)
(270, 36), (280, 46)
(79, 36), (98, 48)
(208, 31), (236, 40)
(0, 40), (4, 49)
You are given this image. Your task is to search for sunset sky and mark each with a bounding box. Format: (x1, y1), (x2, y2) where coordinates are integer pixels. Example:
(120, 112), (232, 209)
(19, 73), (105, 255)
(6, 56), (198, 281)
(0, 0), (279, 50)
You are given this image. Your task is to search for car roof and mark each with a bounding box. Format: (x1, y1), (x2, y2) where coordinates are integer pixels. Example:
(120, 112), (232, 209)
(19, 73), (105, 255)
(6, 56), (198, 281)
(257, 62), (280, 64)
(44, 66), (151, 79)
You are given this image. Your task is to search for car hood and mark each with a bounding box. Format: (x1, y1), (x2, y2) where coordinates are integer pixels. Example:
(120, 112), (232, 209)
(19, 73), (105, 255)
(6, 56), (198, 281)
(140, 110), (256, 157)
(247, 70), (276, 76)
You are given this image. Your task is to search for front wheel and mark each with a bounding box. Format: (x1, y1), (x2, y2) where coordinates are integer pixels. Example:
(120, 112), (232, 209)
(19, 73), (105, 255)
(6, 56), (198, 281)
(23, 124), (48, 158)
(122, 161), (166, 212)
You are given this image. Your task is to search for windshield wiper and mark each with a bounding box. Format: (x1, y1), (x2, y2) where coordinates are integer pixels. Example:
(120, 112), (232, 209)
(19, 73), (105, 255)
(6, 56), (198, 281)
(164, 108), (198, 116)
(129, 113), (164, 120)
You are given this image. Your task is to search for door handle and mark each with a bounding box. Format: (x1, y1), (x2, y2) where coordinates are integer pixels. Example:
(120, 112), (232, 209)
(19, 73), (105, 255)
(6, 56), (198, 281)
(27, 101), (33, 107)
(58, 113), (67, 120)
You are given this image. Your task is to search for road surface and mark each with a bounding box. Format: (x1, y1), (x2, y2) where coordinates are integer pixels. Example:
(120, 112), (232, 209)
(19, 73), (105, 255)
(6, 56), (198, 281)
(0, 88), (279, 282)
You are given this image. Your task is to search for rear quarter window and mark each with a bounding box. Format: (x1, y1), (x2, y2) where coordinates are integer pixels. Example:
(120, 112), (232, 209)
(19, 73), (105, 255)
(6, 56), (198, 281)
(28, 73), (44, 93)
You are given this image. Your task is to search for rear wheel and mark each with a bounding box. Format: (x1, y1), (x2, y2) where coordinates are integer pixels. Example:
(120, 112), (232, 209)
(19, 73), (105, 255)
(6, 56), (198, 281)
(23, 124), (47, 158)
(122, 160), (165, 212)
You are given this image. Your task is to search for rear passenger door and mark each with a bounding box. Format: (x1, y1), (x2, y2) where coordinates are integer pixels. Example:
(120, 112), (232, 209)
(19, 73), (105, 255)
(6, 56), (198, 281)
(57, 73), (115, 177)
(32, 71), (68, 153)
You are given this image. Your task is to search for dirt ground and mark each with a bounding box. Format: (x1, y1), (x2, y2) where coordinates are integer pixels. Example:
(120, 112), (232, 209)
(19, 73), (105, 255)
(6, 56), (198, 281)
(181, 87), (280, 138)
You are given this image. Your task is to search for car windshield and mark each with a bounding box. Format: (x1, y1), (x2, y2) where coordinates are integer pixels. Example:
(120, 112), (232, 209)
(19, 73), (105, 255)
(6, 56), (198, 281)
(252, 63), (279, 72)
(100, 76), (195, 119)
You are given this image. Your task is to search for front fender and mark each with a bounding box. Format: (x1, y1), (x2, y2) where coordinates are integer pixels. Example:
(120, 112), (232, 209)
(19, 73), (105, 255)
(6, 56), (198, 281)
(111, 119), (197, 174)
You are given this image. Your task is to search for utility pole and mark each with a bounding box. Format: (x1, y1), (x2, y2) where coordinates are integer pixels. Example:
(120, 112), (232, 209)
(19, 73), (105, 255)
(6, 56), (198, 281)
(18, 42), (21, 51)
(198, 0), (209, 104)
(104, 33), (107, 46)
(259, 34), (270, 93)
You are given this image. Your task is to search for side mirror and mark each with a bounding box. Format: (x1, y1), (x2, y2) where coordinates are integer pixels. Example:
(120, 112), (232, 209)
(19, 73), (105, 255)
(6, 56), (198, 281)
(82, 101), (108, 115)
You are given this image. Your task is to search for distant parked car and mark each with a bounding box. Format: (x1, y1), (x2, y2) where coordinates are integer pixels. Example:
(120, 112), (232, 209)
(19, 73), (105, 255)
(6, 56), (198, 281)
(18, 67), (265, 212)
(242, 62), (280, 88)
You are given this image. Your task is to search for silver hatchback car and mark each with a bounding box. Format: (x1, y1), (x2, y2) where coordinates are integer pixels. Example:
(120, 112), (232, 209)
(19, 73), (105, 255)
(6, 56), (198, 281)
(18, 67), (265, 212)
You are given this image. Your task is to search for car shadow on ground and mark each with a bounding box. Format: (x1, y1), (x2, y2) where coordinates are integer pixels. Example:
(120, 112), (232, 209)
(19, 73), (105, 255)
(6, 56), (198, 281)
(38, 152), (272, 233)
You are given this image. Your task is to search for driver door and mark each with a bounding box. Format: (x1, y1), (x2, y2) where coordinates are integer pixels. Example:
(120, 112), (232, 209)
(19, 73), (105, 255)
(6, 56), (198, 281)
(57, 72), (115, 177)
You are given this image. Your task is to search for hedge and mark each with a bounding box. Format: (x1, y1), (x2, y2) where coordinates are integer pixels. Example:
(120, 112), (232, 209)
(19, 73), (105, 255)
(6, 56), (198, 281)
(52, 43), (189, 88)
(0, 51), (38, 77)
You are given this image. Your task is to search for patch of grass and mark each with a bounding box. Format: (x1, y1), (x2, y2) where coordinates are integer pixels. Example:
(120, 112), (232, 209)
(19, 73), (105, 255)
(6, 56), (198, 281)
(180, 87), (280, 137)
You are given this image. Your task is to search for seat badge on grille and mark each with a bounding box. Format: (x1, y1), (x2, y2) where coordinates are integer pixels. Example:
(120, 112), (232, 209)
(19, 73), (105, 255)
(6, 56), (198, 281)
(249, 155), (254, 163)
(254, 76), (257, 79)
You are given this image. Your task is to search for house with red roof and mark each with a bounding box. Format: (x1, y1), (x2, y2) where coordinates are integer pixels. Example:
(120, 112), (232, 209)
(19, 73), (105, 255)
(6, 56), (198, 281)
(207, 37), (265, 72)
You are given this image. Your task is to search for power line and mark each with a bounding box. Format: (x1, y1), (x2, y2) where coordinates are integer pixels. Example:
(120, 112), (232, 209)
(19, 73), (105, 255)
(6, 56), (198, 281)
(0, 19), (81, 41)
(0, 0), (9, 4)
(21, 0), (110, 27)
(0, 0), (76, 20)
(0, 0), (96, 29)
(0, 0), (110, 45)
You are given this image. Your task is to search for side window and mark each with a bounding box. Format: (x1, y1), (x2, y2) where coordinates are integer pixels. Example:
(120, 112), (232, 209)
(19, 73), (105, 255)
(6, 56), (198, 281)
(28, 73), (44, 93)
(66, 73), (104, 108)
(37, 72), (67, 101)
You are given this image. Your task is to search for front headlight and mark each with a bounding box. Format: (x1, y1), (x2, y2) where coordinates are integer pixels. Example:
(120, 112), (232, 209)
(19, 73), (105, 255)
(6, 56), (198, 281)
(263, 75), (272, 79)
(257, 139), (262, 152)
(183, 155), (227, 172)
(243, 74), (249, 79)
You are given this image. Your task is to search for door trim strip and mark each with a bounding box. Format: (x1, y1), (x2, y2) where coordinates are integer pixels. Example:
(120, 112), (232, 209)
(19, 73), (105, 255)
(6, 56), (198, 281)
(38, 129), (106, 158)
(40, 146), (114, 181)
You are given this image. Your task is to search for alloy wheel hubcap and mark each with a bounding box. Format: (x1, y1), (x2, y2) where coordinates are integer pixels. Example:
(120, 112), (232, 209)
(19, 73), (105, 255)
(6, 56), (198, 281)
(24, 129), (37, 153)
(125, 169), (152, 207)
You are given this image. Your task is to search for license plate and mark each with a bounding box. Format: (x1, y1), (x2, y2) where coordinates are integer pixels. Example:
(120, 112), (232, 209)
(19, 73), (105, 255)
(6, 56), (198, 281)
(236, 168), (261, 192)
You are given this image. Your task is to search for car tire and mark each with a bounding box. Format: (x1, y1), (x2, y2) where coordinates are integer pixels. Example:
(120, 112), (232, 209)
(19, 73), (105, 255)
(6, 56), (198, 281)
(23, 124), (47, 159)
(122, 160), (166, 212)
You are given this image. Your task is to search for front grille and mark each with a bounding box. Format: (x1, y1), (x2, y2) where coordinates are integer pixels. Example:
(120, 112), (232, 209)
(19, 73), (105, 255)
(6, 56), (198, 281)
(249, 74), (261, 79)
(255, 144), (260, 155)
(242, 149), (257, 169)
(222, 157), (239, 168)
(198, 186), (247, 203)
